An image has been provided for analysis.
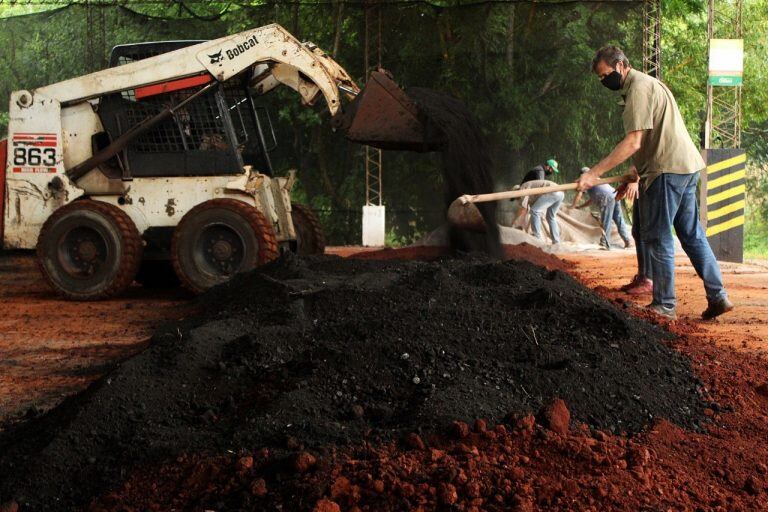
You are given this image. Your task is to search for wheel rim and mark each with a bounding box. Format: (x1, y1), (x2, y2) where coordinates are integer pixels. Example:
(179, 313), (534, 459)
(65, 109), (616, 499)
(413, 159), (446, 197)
(57, 225), (111, 278)
(193, 222), (251, 277)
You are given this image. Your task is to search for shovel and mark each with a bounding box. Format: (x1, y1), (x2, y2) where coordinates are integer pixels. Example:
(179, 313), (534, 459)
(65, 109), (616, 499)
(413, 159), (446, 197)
(447, 175), (630, 232)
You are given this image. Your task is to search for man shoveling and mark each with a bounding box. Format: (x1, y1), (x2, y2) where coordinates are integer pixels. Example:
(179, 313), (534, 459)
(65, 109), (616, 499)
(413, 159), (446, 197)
(514, 179), (564, 246)
(577, 45), (733, 320)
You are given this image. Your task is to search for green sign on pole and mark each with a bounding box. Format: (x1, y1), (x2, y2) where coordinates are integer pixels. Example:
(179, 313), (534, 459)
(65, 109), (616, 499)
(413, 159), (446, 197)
(708, 39), (744, 87)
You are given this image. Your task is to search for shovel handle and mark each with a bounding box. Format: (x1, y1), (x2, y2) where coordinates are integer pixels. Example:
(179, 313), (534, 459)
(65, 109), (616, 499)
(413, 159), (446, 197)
(457, 175), (630, 205)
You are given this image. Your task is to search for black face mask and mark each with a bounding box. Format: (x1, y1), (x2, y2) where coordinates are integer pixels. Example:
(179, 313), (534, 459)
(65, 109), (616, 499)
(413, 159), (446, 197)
(601, 70), (623, 91)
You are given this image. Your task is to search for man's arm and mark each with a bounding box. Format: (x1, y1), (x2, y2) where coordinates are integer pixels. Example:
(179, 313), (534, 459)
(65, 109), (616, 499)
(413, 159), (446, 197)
(515, 205), (528, 224)
(576, 130), (645, 191)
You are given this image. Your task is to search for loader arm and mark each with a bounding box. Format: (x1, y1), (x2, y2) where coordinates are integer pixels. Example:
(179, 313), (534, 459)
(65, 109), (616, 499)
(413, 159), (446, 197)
(35, 23), (358, 116)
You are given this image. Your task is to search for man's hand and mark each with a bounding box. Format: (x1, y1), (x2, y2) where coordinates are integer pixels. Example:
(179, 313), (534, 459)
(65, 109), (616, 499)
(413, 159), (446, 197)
(625, 182), (639, 201)
(576, 170), (600, 192)
(616, 182), (639, 201)
(615, 166), (640, 201)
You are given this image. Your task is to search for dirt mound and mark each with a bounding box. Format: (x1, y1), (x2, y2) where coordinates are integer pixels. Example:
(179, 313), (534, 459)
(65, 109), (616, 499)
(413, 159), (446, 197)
(348, 243), (570, 272)
(0, 253), (705, 510)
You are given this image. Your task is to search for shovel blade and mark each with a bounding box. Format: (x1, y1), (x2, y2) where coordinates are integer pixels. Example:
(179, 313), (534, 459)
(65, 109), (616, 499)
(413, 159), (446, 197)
(447, 197), (487, 233)
(334, 70), (442, 152)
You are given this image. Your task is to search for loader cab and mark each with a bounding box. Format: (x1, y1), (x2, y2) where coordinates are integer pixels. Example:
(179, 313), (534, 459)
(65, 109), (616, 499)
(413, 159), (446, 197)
(96, 41), (277, 179)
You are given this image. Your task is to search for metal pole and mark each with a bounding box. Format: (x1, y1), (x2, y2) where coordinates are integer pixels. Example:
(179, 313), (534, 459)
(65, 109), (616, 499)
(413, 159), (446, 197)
(642, 0), (661, 80)
(706, 0), (743, 149)
(705, 0), (714, 149)
(363, 2), (383, 207)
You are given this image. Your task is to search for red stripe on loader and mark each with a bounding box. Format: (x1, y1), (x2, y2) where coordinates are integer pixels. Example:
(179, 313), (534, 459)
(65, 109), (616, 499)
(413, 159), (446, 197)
(135, 74), (213, 100)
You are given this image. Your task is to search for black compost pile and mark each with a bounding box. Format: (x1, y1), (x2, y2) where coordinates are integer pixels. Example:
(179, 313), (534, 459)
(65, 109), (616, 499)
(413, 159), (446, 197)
(408, 88), (502, 256)
(0, 253), (706, 510)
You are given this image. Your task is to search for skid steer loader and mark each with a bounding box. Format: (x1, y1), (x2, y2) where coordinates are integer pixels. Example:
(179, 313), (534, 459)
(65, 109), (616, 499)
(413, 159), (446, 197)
(0, 24), (437, 299)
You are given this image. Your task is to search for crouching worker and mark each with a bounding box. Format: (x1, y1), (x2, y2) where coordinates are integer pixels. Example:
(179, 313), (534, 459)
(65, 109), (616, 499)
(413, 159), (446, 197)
(576, 167), (632, 250)
(516, 180), (564, 245)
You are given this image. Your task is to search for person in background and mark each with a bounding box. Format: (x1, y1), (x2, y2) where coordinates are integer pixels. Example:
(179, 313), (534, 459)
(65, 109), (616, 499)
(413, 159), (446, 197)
(516, 179), (564, 245)
(577, 45), (733, 320)
(521, 158), (559, 184)
(576, 167), (632, 250)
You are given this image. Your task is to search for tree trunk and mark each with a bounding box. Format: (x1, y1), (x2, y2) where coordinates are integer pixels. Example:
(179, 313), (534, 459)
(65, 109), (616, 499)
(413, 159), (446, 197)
(437, 13), (454, 69)
(291, 1), (300, 39)
(8, 26), (22, 82)
(506, 3), (515, 80)
(312, 126), (346, 209)
(332, 0), (345, 57)
(525, 4), (537, 35)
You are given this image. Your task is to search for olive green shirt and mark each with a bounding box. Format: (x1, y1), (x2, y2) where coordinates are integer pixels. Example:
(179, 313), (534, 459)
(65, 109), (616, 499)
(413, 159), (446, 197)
(621, 69), (704, 187)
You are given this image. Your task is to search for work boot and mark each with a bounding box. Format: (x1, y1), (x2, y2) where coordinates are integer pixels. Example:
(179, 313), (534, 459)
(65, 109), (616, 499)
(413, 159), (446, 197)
(647, 303), (677, 320)
(599, 238), (611, 251)
(623, 238), (634, 249)
(701, 297), (734, 320)
(619, 274), (642, 291)
(621, 275), (653, 295)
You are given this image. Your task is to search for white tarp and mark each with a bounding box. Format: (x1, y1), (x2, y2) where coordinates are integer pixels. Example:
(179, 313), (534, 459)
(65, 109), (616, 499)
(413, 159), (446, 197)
(417, 203), (630, 253)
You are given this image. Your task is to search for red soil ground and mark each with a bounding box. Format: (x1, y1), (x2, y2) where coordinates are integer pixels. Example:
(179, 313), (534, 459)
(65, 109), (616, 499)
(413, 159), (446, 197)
(2, 246), (768, 510)
(0, 252), (190, 425)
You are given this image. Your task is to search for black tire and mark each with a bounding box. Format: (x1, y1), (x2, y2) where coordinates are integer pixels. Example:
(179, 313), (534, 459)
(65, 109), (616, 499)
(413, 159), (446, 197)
(36, 200), (143, 300)
(291, 203), (326, 256)
(171, 199), (278, 294)
(135, 260), (180, 289)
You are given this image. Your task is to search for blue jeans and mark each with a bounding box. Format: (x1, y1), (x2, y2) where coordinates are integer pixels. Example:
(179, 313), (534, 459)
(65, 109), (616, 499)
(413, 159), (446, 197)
(530, 191), (564, 244)
(599, 196), (631, 246)
(632, 195), (653, 280)
(641, 172), (727, 309)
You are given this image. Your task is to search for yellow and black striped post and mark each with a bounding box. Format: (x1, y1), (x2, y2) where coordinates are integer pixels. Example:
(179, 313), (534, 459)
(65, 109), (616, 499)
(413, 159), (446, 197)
(701, 149), (746, 263)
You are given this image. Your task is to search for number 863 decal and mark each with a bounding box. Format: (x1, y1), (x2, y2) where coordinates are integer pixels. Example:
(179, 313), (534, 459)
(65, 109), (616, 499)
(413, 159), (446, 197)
(11, 133), (58, 173)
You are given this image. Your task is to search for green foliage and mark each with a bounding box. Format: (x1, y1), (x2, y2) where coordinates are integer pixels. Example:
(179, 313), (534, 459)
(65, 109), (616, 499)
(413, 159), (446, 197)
(744, 216), (768, 260)
(745, 163), (768, 259)
(385, 226), (425, 248)
(748, 164), (768, 221)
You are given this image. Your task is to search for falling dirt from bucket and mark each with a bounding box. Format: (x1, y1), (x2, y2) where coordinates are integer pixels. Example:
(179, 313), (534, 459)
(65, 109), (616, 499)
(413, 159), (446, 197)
(406, 88), (502, 256)
(339, 73), (502, 255)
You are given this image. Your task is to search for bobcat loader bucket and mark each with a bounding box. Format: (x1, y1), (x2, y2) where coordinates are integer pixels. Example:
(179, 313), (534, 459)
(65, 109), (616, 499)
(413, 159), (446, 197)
(334, 70), (442, 152)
